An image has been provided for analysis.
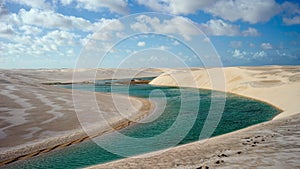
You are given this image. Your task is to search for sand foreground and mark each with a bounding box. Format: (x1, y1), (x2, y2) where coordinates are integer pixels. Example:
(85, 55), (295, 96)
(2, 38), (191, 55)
(0, 68), (160, 166)
(89, 66), (300, 168)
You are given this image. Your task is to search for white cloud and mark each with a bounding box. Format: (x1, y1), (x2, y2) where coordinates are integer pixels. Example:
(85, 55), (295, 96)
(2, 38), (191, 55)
(261, 43), (273, 50)
(5, 8), (123, 33)
(8, 0), (52, 10)
(130, 15), (161, 33)
(253, 51), (267, 58)
(137, 0), (214, 15)
(20, 25), (42, 35)
(88, 18), (124, 32)
(204, 0), (280, 24)
(60, 0), (73, 6)
(41, 30), (79, 46)
(0, 22), (15, 38)
(242, 27), (260, 36)
(281, 1), (300, 15)
(130, 15), (200, 40)
(199, 19), (240, 36)
(19, 8), (91, 31)
(137, 0), (280, 24)
(58, 0), (129, 15)
(130, 15), (259, 40)
(276, 50), (287, 57)
(203, 37), (210, 42)
(283, 16), (300, 25)
(62, 0), (128, 15)
(26, 30), (79, 54)
(281, 2), (300, 25)
(1, 29), (81, 59)
(199, 19), (259, 36)
(2, 12), (21, 25)
(232, 49), (247, 59)
(196, 19), (260, 37)
(137, 41), (146, 47)
(0, 3), (9, 18)
(230, 49), (268, 60)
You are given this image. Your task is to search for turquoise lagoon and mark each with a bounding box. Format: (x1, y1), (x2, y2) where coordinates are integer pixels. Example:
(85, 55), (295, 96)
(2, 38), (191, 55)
(4, 79), (281, 169)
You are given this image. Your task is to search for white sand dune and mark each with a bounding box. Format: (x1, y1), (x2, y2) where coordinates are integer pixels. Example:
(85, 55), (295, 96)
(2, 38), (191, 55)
(1, 66), (299, 168)
(150, 66), (300, 119)
(90, 66), (300, 169)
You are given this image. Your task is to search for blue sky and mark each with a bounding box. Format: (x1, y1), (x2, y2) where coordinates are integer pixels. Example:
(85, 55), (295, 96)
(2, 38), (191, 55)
(0, 0), (300, 69)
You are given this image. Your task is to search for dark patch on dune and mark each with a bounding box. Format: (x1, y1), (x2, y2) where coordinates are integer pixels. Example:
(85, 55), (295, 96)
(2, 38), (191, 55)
(249, 80), (283, 88)
(289, 74), (300, 82)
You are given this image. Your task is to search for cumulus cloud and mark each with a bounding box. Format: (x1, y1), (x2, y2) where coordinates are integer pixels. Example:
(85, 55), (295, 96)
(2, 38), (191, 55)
(18, 8), (91, 31)
(60, 0), (73, 6)
(0, 3), (8, 18)
(122, 1), (300, 26)
(281, 1), (300, 15)
(137, 0), (281, 24)
(89, 18), (124, 32)
(9, 0), (129, 15)
(283, 16), (300, 25)
(8, 0), (52, 10)
(0, 4), (126, 63)
(130, 15), (200, 40)
(199, 19), (259, 37)
(41, 30), (79, 46)
(19, 25), (42, 35)
(131, 16), (260, 43)
(0, 22), (15, 38)
(137, 0), (215, 15)
(253, 51), (267, 58)
(3, 8), (122, 33)
(203, 37), (210, 42)
(232, 49), (247, 59)
(1, 29), (80, 59)
(229, 49), (269, 61)
(199, 19), (240, 36)
(242, 27), (260, 36)
(281, 1), (300, 25)
(137, 41), (146, 47)
(204, 0), (280, 24)
(59, 0), (128, 15)
(261, 43), (273, 50)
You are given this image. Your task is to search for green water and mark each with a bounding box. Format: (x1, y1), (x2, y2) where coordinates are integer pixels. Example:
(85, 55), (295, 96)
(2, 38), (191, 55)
(3, 82), (281, 169)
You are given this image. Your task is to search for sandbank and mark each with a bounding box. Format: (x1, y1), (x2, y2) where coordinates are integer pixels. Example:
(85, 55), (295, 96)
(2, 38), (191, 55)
(0, 68), (160, 166)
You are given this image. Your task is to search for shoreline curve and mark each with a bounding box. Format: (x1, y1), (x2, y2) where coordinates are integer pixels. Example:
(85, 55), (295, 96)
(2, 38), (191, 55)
(0, 69), (157, 166)
(88, 66), (300, 168)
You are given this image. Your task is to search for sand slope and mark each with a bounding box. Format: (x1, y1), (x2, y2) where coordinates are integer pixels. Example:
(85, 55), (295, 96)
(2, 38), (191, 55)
(150, 66), (300, 119)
